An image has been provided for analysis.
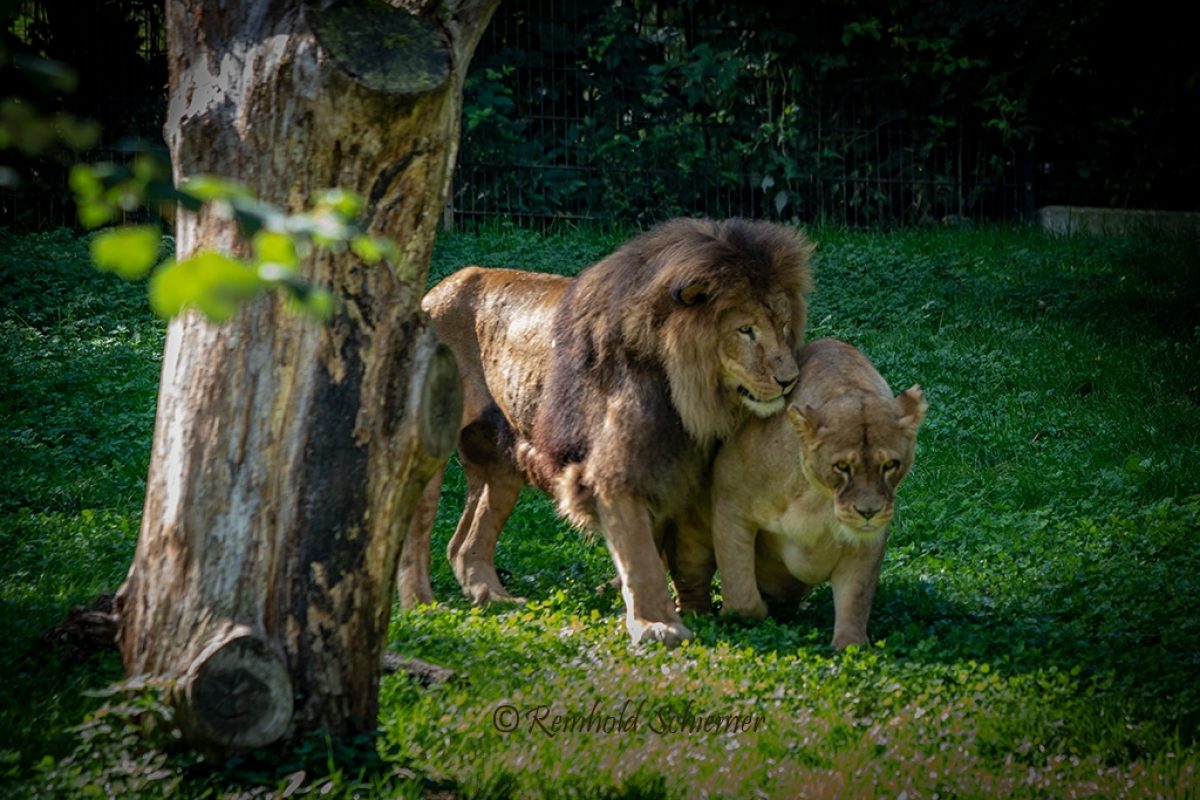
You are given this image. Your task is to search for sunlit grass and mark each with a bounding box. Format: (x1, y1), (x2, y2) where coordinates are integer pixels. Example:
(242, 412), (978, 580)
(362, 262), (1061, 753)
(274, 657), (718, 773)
(2, 224), (1198, 797)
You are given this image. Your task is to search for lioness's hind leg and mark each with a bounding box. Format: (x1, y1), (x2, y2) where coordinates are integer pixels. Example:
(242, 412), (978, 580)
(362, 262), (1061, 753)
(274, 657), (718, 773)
(712, 508), (768, 621)
(397, 465), (445, 609)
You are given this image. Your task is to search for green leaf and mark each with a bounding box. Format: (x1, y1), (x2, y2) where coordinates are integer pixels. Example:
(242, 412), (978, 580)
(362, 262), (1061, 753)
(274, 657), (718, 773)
(77, 201), (113, 229)
(317, 189), (363, 219)
(301, 288), (335, 320)
(305, 210), (353, 246)
(1123, 454), (1152, 475)
(90, 226), (162, 280)
(53, 114), (101, 151)
(228, 197), (286, 237)
(179, 175), (252, 203)
(253, 230), (298, 268)
(132, 153), (168, 183)
(352, 234), (400, 265)
(149, 251), (264, 321)
(282, 281), (336, 320)
(68, 165), (103, 201)
(351, 235), (382, 263)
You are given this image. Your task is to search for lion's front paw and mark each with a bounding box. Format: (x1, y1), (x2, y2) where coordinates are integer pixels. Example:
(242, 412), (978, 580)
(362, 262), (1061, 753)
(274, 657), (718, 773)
(627, 618), (694, 648)
(721, 597), (769, 621)
(398, 587), (435, 609)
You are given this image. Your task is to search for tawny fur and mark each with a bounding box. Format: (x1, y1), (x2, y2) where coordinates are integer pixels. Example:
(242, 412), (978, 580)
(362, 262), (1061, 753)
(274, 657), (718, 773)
(399, 218), (813, 648)
(666, 338), (926, 650)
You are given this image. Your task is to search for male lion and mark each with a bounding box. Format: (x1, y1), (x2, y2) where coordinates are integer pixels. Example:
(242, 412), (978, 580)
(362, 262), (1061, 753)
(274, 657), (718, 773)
(399, 218), (813, 647)
(667, 338), (926, 650)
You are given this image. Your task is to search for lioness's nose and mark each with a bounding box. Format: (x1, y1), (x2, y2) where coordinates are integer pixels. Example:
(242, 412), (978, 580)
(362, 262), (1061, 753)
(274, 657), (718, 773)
(855, 504), (882, 520)
(777, 374), (798, 394)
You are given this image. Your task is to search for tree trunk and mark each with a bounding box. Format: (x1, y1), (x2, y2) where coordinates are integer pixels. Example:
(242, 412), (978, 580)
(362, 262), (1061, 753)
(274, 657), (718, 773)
(115, 0), (496, 751)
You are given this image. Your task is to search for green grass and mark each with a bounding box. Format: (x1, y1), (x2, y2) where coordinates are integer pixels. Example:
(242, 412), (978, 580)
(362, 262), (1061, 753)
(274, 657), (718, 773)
(0, 229), (159, 781)
(2, 223), (1199, 797)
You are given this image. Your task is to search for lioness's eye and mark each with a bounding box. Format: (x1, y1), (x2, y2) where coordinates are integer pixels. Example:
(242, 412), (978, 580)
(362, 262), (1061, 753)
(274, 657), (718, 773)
(883, 459), (901, 473)
(738, 325), (756, 340)
(834, 461), (851, 475)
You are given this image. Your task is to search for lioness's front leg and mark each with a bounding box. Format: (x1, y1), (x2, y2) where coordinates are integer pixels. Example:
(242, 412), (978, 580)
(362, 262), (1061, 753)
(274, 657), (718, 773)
(662, 514), (716, 614)
(828, 533), (887, 650)
(598, 493), (693, 647)
(712, 506), (768, 620)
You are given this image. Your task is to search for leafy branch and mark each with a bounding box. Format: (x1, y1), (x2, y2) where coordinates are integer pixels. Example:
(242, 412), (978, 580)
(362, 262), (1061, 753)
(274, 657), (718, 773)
(71, 153), (401, 322)
(3, 36), (398, 325)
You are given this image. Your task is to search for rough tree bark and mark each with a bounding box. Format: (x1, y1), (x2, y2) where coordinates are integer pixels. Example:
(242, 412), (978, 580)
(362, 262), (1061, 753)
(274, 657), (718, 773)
(114, 0), (496, 751)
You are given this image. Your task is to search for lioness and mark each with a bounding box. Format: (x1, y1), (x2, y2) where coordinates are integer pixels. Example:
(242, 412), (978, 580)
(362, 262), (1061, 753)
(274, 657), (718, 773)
(399, 218), (813, 647)
(668, 338), (926, 650)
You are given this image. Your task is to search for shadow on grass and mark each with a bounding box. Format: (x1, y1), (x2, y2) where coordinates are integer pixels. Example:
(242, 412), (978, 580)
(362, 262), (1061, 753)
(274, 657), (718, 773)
(953, 233), (1199, 345)
(690, 570), (1200, 745)
(0, 596), (125, 772)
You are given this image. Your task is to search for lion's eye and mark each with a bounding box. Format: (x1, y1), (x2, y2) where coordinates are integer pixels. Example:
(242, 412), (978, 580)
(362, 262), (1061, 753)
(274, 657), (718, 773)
(882, 459), (901, 473)
(738, 325), (756, 340)
(833, 461), (852, 476)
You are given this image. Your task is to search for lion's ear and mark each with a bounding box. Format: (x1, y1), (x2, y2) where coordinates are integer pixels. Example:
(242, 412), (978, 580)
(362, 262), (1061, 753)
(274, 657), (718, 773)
(896, 385), (927, 431)
(672, 280), (713, 306)
(787, 404), (822, 443)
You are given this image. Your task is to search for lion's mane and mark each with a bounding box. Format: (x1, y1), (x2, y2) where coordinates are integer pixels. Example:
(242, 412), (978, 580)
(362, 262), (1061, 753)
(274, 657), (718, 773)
(527, 217), (813, 529)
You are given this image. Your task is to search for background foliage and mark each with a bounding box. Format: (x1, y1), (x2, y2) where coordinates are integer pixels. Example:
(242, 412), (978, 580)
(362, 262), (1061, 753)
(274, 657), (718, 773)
(1, 0), (165, 228)
(456, 0), (1200, 226)
(4, 0), (1199, 228)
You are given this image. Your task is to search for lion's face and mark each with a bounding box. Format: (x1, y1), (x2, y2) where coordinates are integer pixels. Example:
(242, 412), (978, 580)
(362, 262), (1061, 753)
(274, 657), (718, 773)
(788, 387), (926, 543)
(607, 218), (813, 445)
(716, 294), (800, 417)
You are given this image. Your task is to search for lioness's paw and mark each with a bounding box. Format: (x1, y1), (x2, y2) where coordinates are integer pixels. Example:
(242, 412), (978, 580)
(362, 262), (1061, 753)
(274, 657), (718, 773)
(831, 633), (869, 652)
(676, 596), (714, 615)
(627, 619), (694, 649)
(720, 598), (769, 621)
(467, 583), (527, 606)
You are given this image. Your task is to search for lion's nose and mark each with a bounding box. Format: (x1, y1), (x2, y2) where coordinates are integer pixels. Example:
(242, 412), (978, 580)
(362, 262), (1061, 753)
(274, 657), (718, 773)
(777, 375), (799, 394)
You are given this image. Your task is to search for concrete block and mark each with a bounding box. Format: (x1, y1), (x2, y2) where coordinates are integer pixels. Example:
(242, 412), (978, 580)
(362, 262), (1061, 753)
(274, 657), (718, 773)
(1038, 205), (1200, 236)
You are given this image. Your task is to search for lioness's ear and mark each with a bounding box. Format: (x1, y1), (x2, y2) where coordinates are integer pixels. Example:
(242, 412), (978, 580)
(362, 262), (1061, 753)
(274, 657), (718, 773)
(672, 280), (712, 306)
(787, 404), (822, 443)
(896, 385), (928, 431)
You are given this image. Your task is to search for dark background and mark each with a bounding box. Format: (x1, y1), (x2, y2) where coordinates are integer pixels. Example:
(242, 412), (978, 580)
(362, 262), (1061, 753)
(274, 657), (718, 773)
(3, 0), (1197, 229)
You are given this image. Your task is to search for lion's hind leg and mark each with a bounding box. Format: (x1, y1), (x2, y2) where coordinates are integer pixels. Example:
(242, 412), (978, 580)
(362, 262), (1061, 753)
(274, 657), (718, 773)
(397, 464), (445, 609)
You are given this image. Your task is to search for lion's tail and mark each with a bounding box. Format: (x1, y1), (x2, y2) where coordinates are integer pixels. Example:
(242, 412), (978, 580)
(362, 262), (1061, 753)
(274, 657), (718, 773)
(513, 442), (599, 533)
(554, 463), (599, 534)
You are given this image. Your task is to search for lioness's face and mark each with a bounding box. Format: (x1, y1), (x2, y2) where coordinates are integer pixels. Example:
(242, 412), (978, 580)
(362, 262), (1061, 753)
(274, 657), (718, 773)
(717, 294), (800, 417)
(788, 389), (925, 542)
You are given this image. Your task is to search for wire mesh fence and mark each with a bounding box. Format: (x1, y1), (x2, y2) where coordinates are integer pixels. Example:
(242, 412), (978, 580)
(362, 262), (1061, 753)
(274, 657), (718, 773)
(451, 0), (1035, 230)
(6, 0), (1036, 231)
(1, 0), (166, 228)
